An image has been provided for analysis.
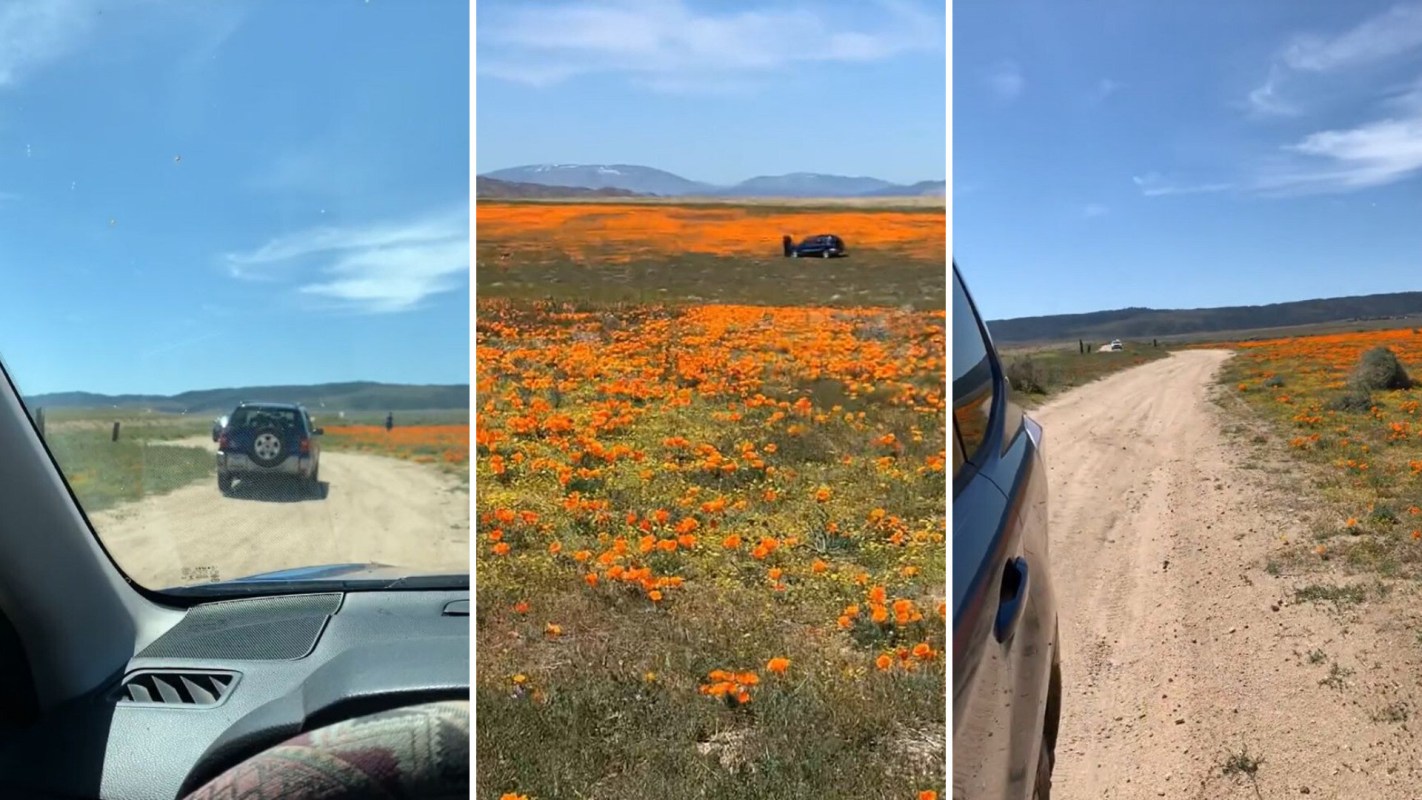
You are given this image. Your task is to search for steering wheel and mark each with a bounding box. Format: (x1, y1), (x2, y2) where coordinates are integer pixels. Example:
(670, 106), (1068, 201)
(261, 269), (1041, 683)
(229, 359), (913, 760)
(182, 700), (468, 800)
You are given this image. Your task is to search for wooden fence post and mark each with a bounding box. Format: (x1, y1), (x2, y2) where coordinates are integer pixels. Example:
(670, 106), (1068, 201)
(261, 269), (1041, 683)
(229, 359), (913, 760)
(112, 421), (121, 442)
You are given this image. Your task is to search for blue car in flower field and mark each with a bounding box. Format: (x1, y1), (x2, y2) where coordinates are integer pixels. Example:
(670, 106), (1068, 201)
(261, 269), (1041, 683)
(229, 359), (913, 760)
(783, 233), (847, 258)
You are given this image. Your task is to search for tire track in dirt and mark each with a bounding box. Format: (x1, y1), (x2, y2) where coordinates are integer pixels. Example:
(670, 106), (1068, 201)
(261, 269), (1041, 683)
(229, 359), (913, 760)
(88, 436), (469, 589)
(1037, 349), (1422, 799)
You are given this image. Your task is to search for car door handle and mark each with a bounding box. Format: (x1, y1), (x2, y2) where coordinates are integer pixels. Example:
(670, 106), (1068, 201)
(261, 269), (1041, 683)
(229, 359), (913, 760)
(994, 557), (1030, 644)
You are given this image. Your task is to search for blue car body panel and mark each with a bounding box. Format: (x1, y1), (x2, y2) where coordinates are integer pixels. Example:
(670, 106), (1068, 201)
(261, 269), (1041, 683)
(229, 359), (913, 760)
(952, 264), (1059, 800)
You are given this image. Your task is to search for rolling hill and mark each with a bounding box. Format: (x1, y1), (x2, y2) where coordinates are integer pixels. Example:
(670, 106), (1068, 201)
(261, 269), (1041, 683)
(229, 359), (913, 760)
(479, 163), (941, 198)
(860, 179), (947, 198)
(476, 176), (646, 199)
(725, 172), (897, 197)
(481, 164), (711, 196)
(26, 382), (470, 414)
(987, 291), (1422, 344)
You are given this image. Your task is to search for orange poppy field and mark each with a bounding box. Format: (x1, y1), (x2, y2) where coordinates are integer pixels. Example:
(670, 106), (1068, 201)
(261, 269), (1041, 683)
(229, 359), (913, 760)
(475, 203), (946, 799)
(477, 202), (946, 262)
(1213, 328), (1422, 575)
(318, 424), (469, 478)
(475, 201), (946, 310)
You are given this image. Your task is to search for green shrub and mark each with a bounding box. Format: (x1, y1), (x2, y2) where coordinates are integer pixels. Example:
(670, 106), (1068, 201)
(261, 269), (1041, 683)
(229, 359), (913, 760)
(1326, 390), (1374, 413)
(1349, 347), (1412, 392)
(1004, 358), (1047, 395)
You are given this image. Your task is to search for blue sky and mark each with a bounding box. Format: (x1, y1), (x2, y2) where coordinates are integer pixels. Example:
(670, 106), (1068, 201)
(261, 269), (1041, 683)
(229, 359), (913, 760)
(0, 0), (469, 396)
(475, 0), (946, 186)
(956, 1), (1422, 321)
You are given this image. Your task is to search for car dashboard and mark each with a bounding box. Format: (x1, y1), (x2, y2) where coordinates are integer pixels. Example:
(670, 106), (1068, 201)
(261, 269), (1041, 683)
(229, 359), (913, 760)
(0, 589), (470, 800)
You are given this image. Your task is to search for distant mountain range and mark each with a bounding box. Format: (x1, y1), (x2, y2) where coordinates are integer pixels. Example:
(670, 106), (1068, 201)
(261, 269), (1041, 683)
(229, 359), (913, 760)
(479, 163), (946, 199)
(26, 381), (469, 414)
(987, 291), (1422, 344)
(476, 176), (646, 199)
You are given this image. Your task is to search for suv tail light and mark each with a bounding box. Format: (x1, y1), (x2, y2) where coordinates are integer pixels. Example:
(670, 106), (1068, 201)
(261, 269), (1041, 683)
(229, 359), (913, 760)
(218, 432), (229, 450)
(299, 437), (311, 455)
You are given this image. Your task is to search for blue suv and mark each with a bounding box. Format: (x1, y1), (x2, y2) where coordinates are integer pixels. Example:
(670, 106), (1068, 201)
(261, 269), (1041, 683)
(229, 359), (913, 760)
(953, 264), (1060, 799)
(216, 402), (323, 497)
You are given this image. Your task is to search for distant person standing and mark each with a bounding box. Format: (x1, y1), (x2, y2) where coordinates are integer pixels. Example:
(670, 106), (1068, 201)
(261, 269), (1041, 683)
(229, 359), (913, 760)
(782, 234), (794, 257)
(385, 412), (394, 432)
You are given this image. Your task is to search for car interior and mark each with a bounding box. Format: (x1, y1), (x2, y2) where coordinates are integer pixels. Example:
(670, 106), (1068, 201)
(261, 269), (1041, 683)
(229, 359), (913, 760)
(0, 363), (470, 799)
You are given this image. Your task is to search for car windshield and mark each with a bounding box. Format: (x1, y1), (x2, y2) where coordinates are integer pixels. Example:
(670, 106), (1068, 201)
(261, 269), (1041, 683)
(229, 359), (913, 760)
(0, 3), (470, 593)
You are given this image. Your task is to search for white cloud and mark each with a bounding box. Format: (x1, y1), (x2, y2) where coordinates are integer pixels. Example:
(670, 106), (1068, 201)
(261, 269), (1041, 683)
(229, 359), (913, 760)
(1255, 115), (1422, 194)
(1247, 4), (1422, 117)
(1082, 203), (1108, 218)
(1231, 5), (1422, 193)
(478, 0), (942, 91)
(985, 60), (1024, 102)
(1131, 173), (1233, 197)
(0, 0), (92, 87)
(0, 1), (244, 89)
(1281, 4), (1422, 73)
(1092, 78), (1122, 103)
(1245, 65), (1298, 117)
(226, 207), (469, 313)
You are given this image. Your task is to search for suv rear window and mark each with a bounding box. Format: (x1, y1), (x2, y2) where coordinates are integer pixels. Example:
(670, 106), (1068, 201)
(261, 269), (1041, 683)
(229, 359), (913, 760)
(230, 408), (302, 430)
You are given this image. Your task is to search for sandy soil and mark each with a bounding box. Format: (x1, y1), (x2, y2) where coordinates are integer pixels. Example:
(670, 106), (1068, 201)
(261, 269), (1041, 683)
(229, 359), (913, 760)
(1036, 350), (1422, 799)
(89, 435), (469, 589)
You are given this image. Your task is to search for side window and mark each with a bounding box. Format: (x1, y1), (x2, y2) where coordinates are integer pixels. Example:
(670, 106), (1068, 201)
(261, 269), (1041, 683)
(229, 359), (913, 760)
(953, 271), (995, 463)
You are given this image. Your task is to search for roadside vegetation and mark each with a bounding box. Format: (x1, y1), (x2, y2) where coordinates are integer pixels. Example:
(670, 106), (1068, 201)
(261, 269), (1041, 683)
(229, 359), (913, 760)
(998, 342), (1172, 406)
(476, 202), (946, 800)
(42, 426), (213, 513)
(320, 424), (469, 483)
(1208, 329), (1422, 589)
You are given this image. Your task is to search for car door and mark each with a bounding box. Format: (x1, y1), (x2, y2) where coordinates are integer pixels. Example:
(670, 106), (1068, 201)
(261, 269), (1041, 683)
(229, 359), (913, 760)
(952, 266), (1055, 800)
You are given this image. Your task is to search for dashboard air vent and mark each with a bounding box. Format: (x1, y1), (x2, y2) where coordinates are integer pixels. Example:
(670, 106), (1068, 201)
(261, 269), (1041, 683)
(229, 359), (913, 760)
(117, 670), (238, 707)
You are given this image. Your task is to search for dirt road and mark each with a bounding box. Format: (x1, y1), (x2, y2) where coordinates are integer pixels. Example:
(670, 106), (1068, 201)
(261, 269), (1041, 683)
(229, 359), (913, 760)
(90, 436), (469, 589)
(1038, 350), (1422, 799)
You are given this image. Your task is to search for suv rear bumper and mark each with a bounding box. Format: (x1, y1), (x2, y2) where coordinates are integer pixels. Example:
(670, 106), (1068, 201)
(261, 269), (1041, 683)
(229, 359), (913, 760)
(218, 451), (314, 478)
